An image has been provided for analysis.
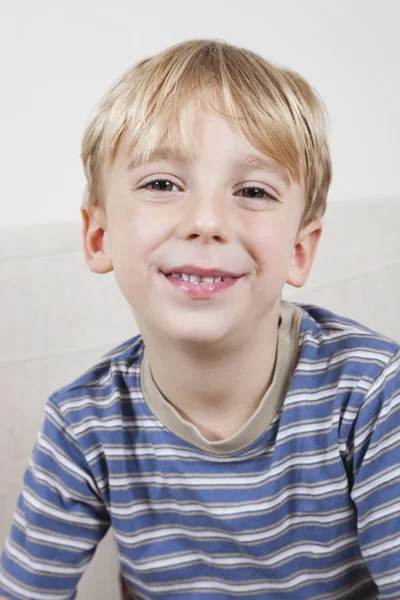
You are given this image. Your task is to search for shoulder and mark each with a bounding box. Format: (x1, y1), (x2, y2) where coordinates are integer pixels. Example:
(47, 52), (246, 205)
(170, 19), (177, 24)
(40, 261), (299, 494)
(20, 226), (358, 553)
(47, 333), (145, 425)
(296, 302), (399, 356)
(293, 302), (400, 389)
(35, 335), (151, 503)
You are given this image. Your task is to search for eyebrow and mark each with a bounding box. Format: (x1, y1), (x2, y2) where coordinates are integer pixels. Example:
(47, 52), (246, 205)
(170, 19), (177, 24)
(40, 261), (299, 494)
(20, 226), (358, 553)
(234, 154), (291, 188)
(127, 148), (291, 187)
(127, 148), (192, 170)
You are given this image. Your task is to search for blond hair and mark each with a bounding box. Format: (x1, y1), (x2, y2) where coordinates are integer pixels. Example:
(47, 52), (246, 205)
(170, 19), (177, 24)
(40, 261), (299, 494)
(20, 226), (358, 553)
(81, 39), (332, 226)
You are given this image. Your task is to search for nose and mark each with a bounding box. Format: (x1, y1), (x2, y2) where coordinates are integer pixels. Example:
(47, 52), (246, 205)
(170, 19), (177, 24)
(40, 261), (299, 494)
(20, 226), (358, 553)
(175, 191), (231, 244)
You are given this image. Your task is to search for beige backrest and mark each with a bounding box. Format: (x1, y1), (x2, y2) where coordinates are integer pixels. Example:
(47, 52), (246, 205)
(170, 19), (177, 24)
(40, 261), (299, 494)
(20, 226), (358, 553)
(1, 199), (399, 598)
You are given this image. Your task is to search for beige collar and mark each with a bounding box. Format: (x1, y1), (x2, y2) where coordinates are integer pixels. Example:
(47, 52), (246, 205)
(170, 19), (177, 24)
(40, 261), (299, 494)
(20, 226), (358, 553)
(140, 300), (303, 454)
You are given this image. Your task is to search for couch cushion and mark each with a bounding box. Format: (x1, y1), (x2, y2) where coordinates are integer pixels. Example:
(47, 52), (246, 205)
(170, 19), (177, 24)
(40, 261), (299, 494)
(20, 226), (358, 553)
(0, 199), (399, 599)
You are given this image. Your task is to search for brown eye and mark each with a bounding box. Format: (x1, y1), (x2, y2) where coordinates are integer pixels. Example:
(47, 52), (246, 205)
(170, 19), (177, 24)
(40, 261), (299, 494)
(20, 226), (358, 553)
(144, 179), (178, 192)
(242, 187), (266, 199)
(239, 186), (277, 202)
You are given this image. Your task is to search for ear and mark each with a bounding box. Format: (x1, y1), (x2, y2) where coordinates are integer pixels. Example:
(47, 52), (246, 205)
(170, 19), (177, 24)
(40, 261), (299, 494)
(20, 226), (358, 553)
(81, 202), (113, 274)
(286, 219), (322, 288)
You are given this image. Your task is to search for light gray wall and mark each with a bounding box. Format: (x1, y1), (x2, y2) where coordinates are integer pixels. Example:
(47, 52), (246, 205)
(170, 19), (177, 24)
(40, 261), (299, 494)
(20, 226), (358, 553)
(0, 0), (399, 227)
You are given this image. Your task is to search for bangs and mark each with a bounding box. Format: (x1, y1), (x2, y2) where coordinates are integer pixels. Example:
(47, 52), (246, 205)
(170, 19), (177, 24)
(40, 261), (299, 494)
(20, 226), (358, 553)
(113, 46), (304, 183)
(82, 40), (331, 224)
(124, 86), (303, 185)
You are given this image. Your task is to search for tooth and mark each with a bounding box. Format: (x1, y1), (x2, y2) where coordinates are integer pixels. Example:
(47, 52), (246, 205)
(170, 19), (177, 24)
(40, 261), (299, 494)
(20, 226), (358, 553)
(181, 273), (190, 281)
(171, 272), (181, 279)
(202, 277), (214, 283)
(189, 274), (201, 283)
(214, 277), (222, 283)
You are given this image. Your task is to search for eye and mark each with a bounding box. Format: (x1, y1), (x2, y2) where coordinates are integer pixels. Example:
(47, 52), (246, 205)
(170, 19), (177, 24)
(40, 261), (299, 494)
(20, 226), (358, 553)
(237, 186), (278, 202)
(140, 179), (278, 203)
(142, 178), (179, 192)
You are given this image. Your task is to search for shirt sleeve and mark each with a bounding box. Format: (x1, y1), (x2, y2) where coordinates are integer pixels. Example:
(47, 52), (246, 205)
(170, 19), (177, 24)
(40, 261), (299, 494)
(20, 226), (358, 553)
(350, 350), (400, 598)
(0, 393), (111, 599)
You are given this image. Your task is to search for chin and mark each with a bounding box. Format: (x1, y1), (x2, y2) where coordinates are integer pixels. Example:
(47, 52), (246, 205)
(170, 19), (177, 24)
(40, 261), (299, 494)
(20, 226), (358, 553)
(161, 319), (232, 346)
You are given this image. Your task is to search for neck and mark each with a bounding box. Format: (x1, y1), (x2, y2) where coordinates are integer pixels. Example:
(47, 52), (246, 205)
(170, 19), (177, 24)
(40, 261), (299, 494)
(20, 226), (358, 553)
(140, 304), (281, 441)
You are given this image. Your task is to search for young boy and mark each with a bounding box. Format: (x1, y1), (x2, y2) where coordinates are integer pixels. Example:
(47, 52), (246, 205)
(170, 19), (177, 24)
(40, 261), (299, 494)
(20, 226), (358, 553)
(1, 39), (399, 600)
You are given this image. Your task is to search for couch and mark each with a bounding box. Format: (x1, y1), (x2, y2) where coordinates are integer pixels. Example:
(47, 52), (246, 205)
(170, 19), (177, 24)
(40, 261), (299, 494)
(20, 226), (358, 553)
(1, 199), (399, 598)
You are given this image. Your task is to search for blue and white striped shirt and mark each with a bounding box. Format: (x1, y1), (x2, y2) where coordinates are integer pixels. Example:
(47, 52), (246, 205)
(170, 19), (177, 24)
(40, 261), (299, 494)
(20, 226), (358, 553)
(1, 302), (400, 599)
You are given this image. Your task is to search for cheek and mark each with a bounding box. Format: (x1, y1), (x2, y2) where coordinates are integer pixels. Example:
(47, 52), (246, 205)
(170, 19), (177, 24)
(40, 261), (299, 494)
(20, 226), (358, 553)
(110, 214), (176, 310)
(247, 221), (295, 271)
(111, 210), (167, 269)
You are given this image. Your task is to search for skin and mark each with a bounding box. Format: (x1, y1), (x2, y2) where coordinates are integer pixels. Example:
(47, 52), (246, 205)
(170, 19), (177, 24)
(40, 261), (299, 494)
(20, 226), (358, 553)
(81, 107), (322, 441)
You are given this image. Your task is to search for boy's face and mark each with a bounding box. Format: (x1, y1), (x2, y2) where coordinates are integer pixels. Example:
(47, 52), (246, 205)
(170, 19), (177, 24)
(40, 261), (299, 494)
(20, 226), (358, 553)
(82, 107), (321, 346)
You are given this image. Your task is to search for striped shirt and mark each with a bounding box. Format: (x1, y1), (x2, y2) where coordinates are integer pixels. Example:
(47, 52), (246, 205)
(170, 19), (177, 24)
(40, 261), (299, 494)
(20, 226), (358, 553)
(1, 301), (400, 599)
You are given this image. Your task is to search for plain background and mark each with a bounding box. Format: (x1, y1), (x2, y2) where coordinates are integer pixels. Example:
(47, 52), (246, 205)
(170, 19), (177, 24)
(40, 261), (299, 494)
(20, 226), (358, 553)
(0, 0), (399, 228)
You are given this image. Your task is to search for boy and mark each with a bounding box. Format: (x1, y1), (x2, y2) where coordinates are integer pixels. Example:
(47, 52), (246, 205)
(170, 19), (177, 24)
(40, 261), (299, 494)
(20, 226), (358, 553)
(1, 38), (399, 600)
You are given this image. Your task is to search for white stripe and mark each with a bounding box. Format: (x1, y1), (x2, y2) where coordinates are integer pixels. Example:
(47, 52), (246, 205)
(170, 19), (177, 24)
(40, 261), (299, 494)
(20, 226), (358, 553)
(363, 356), (400, 398)
(285, 386), (336, 405)
(23, 489), (108, 527)
(338, 379), (370, 392)
(285, 379), (370, 406)
(340, 406), (360, 423)
(286, 379), (370, 407)
(60, 389), (144, 412)
(37, 434), (98, 494)
(0, 571), (70, 600)
(5, 539), (87, 575)
(362, 535), (400, 559)
(352, 466), (400, 500)
(86, 443), (269, 464)
(124, 557), (366, 593)
(73, 416), (161, 436)
(89, 359), (140, 387)
(363, 427), (400, 463)
(28, 457), (103, 509)
(277, 415), (339, 443)
(128, 535), (358, 572)
(13, 512), (93, 550)
(297, 350), (390, 372)
(317, 320), (370, 332)
(375, 390), (400, 422)
(110, 448), (339, 488)
(353, 395), (400, 454)
(115, 498), (348, 547)
(113, 491), (352, 527)
(301, 325), (371, 343)
(353, 425), (375, 451)
(358, 501), (400, 530)
(376, 570), (400, 586)
(114, 362), (140, 375)
(45, 403), (69, 430)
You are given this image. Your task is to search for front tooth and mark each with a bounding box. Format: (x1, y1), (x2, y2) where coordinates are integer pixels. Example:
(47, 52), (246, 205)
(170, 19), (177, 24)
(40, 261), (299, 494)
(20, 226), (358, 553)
(214, 277), (222, 283)
(189, 274), (201, 283)
(181, 273), (190, 281)
(201, 276), (214, 283)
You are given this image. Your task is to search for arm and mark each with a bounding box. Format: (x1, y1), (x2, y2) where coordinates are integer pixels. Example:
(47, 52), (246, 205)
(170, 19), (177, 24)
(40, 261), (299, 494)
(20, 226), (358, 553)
(349, 350), (400, 597)
(0, 394), (110, 599)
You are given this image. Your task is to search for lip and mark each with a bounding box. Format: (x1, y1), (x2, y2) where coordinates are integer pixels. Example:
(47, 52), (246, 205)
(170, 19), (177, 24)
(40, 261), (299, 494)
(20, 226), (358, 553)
(161, 264), (242, 278)
(161, 271), (244, 299)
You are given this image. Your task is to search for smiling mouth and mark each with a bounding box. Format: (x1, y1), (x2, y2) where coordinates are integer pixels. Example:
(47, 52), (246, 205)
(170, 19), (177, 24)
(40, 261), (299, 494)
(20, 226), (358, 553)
(160, 270), (244, 298)
(165, 272), (242, 284)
